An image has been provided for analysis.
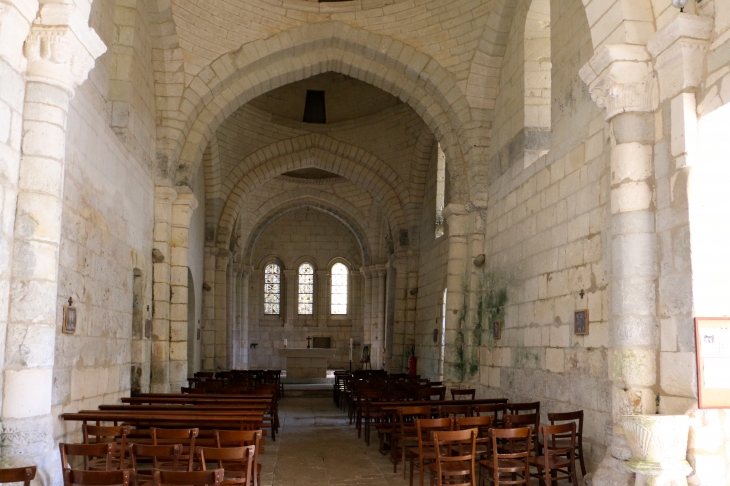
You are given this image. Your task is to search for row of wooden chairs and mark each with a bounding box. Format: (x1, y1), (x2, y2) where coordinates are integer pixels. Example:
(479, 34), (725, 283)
(64, 426), (262, 486)
(64, 468), (226, 486)
(417, 420), (580, 486)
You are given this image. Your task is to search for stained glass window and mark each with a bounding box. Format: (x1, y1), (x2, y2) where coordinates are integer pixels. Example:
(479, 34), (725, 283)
(264, 263), (281, 315)
(331, 263), (348, 315)
(298, 263), (314, 315)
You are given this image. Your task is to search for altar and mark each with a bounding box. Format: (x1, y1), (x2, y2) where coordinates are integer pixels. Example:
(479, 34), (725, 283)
(277, 348), (337, 379)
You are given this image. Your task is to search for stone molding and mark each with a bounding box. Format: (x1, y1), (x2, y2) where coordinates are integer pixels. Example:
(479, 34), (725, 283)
(580, 44), (658, 120)
(23, 2), (106, 95)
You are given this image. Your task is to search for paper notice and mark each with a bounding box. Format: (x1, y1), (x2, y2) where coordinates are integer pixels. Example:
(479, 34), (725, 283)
(703, 357), (730, 389)
(700, 328), (730, 358)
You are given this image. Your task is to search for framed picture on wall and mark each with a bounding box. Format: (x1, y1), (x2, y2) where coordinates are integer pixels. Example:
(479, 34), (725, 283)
(574, 310), (589, 335)
(63, 298), (77, 334)
(492, 320), (502, 340)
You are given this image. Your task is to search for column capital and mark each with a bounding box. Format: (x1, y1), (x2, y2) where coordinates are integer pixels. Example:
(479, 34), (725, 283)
(23, 2), (106, 96)
(579, 44), (658, 120)
(360, 266), (374, 278)
(241, 265), (253, 279)
(647, 13), (712, 102)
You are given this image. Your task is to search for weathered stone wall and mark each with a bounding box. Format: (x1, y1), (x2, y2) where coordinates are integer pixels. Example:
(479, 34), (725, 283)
(55, 87), (154, 443)
(247, 209), (364, 371)
(447, 0), (611, 471)
(53, 0), (156, 445)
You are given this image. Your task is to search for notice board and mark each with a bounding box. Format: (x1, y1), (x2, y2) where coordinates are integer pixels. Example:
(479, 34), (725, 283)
(695, 317), (730, 408)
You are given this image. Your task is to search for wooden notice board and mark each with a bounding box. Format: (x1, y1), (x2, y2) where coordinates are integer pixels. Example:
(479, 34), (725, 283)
(695, 317), (730, 408)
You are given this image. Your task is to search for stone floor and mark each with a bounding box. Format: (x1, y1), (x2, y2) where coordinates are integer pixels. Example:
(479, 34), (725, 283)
(259, 397), (406, 486)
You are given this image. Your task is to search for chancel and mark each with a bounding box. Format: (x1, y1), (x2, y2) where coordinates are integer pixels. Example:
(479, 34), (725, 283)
(0, 1), (729, 485)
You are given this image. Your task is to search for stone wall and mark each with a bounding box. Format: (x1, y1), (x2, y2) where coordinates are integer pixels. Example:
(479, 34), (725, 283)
(54, 86), (154, 443)
(450, 0), (611, 470)
(247, 209), (364, 371)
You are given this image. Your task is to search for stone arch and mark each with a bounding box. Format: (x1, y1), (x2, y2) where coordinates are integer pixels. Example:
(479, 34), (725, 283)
(523, 0), (551, 166)
(243, 201), (372, 267)
(238, 188), (375, 265)
(161, 21), (477, 202)
(217, 135), (410, 248)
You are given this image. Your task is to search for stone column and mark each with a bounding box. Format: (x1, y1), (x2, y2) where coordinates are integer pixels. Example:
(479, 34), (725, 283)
(201, 247), (217, 370)
(240, 266), (252, 369)
(580, 45), (660, 485)
(169, 190), (198, 390)
(0, 1), (105, 473)
(360, 267), (373, 361)
(214, 250), (230, 370)
(390, 253), (408, 371)
(151, 186), (177, 393)
(443, 204), (469, 383)
(226, 262), (237, 369)
(372, 266), (387, 370)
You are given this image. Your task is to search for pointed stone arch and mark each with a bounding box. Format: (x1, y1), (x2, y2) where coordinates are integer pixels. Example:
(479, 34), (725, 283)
(216, 135), (409, 249)
(160, 21), (479, 202)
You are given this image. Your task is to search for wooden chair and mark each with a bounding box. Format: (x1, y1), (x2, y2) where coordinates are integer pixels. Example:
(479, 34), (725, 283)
(439, 404), (472, 419)
(63, 469), (134, 486)
(152, 469), (223, 486)
(428, 428), (477, 486)
(417, 386), (446, 401)
(130, 444), (183, 485)
(60, 442), (114, 471)
(529, 423), (579, 486)
(507, 402), (540, 417)
(82, 425), (132, 470)
(409, 418), (453, 486)
(450, 388), (476, 400)
(215, 430), (262, 486)
(471, 403), (507, 428)
(454, 416), (493, 465)
(548, 410), (585, 476)
(198, 447), (254, 486)
(503, 414), (539, 455)
(0, 466), (36, 486)
(392, 406), (432, 475)
(479, 428), (531, 486)
(152, 427), (199, 471)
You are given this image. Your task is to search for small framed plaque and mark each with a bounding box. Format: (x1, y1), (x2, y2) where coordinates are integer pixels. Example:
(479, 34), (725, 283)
(574, 310), (589, 335)
(492, 320), (502, 340)
(695, 317), (730, 409)
(63, 297), (77, 334)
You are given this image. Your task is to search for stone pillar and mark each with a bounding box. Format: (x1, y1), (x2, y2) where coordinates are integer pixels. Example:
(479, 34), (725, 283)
(201, 247), (217, 370)
(390, 253), (408, 371)
(443, 204), (469, 383)
(372, 266), (387, 370)
(360, 267), (373, 360)
(214, 250), (230, 370)
(169, 190), (198, 390)
(151, 186), (178, 393)
(226, 262), (236, 369)
(0, 1), (105, 474)
(240, 266), (252, 369)
(580, 45), (660, 485)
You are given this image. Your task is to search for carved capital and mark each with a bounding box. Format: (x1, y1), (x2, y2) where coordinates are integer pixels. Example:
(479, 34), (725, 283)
(23, 3), (106, 95)
(580, 45), (657, 120)
(647, 14), (712, 101)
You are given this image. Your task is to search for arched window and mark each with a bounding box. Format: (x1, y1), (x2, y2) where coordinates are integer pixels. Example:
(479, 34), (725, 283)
(331, 263), (348, 315)
(264, 263), (281, 315)
(298, 263), (314, 315)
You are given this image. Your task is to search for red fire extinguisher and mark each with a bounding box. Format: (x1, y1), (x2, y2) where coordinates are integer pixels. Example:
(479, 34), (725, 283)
(409, 345), (417, 376)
